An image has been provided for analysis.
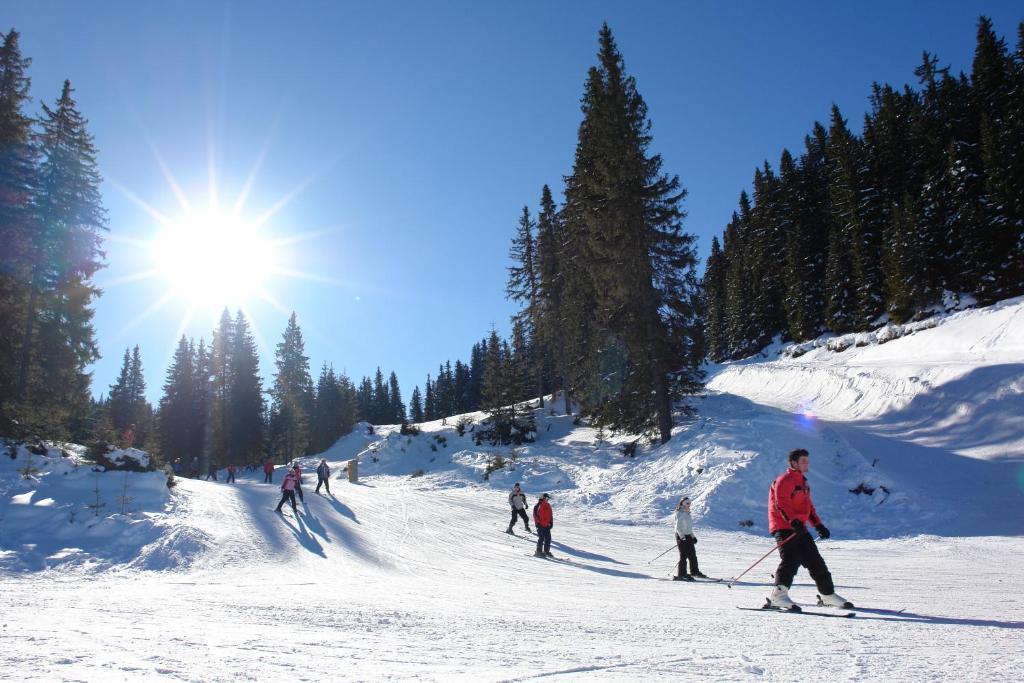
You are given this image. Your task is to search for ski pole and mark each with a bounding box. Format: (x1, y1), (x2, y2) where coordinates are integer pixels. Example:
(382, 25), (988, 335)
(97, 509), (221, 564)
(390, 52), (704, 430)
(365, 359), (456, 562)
(726, 532), (798, 589)
(647, 544), (677, 564)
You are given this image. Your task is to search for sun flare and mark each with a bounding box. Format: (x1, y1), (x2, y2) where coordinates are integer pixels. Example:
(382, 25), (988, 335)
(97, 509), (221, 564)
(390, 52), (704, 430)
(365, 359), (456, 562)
(151, 208), (278, 311)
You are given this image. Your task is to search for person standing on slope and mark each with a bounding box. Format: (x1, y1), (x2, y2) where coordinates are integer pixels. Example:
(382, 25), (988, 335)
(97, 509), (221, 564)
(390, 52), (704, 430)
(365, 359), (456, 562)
(263, 458), (274, 484)
(533, 493), (554, 558)
(275, 468), (300, 513)
(506, 482), (531, 534)
(226, 463), (237, 484)
(672, 496), (706, 581)
(767, 448), (852, 609)
(315, 459), (331, 494)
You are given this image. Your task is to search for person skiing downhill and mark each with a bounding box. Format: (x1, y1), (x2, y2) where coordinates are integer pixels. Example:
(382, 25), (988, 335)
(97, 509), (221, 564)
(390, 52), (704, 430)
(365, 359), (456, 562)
(506, 482), (531, 534)
(291, 464), (304, 502)
(767, 448), (852, 610)
(263, 458), (274, 484)
(672, 496), (706, 581)
(533, 493), (554, 557)
(275, 469), (300, 513)
(315, 459), (331, 494)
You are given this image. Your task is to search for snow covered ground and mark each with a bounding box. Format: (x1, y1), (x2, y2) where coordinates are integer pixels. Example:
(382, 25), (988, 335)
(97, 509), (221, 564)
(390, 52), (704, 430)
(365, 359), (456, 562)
(2, 298), (1023, 681)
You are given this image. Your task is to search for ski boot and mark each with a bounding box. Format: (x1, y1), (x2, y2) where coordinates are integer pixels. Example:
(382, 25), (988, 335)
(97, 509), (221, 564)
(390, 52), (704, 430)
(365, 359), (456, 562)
(818, 592), (854, 609)
(768, 585), (799, 611)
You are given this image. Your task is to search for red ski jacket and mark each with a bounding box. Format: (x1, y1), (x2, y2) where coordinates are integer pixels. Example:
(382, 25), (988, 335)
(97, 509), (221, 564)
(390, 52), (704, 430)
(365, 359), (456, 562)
(533, 499), (553, 529)
(768, 468), (822, 534)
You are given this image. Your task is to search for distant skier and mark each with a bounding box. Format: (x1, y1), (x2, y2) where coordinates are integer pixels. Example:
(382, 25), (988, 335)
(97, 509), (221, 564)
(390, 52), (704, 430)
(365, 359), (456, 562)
(506, 482), (531, 534)
(767, 448), (852, 610)
(206, 463), (218, 481)
(263, 458), (274, 484)
(189, 456), (199, 478)
(226, 463), (237, 484)
(533, 493), (553, 558)
(172, 458), (182, 476)
(672, 496), (706, 581)
(275, 469), (300, 513)
(315, 459), (331, 494)
(291, 464), (304, 502)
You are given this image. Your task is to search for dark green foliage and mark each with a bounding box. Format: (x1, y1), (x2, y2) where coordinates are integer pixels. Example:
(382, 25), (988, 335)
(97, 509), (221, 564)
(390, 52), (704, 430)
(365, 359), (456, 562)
(706, 16), (1024, 357)
(0, 63), (106, 439)
(409, 385), (424, 424)
(269, 312), (313, 461)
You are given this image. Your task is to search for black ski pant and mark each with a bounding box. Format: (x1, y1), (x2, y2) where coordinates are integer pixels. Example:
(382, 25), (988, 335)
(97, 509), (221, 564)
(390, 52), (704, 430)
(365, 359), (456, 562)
(315, 477), (330, 494)
(295, 484), (304, 502)
(773, 530), (835, 594)
(508, 508), (530, 531)
(226, 472), (235, 483)
(536, 526), (552, 554)
(676, 533), (699, 576)
(264, 471), (273, 483)
(276, 490), (297, 511)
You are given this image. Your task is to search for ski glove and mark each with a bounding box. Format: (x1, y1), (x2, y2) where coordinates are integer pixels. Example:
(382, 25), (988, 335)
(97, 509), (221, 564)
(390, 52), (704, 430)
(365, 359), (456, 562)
(815, 524), (831, 540)
(791, 519), (806, 535)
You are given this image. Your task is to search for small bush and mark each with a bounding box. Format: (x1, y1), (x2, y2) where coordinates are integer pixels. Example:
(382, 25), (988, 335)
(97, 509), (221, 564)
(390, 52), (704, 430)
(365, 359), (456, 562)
(622, 440), (639, 458)
(455, 416), (473, 437)
(482, 455), (506, 481)
(400, 423), (420, 436)
(738, 519), (754, 528)
(410, 469), (425, 478)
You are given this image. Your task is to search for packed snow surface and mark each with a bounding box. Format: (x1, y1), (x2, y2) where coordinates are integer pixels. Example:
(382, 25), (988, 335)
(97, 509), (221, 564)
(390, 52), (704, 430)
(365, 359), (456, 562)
(2, 299), (1023, 681)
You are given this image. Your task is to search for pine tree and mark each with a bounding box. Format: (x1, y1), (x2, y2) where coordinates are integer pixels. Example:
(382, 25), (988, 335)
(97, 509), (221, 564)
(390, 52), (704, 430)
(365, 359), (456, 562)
(270, 312), (313, 461)
(356, 376), (373, 423)
(388, 371), (405, 423)
(0, 30), (39, 434)
(561, 25), (703, 441)
(371, 367), (389, 424)
(423, 374), (435, 421)
(158, 336), (197, 462)
(702, 236), (728, 359)
(228, 312), (265, 464)
(17, 80), (106, 437)
(409, 386), (424, 424)
(506, 205), (544, 406)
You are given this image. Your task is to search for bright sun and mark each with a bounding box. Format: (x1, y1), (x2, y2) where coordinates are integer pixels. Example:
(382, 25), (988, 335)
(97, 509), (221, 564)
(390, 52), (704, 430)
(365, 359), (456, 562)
(151, 208), (278, 310)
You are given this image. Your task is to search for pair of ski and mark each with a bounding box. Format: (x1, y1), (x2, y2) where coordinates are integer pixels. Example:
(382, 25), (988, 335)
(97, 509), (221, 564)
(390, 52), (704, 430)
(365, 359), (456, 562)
(738, 596), (856, 618)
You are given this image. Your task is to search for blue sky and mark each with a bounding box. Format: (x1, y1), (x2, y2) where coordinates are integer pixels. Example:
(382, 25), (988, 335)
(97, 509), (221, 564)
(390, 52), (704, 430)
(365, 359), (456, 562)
(6, 1), (1021, 405)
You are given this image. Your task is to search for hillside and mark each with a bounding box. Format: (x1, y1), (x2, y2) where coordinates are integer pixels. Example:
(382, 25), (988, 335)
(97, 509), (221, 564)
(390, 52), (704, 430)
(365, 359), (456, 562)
(1, 297), (1022, 680)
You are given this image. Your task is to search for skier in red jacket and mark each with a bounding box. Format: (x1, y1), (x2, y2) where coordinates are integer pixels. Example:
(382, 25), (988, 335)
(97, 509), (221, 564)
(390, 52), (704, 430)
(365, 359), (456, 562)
(767, 448), (852, 610)
(533, 493), (554, 558)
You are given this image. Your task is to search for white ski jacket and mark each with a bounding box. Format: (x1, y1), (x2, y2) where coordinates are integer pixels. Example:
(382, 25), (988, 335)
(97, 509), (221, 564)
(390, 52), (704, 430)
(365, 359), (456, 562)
(509, 491), (527, 510)
(673, 509), (694, 537)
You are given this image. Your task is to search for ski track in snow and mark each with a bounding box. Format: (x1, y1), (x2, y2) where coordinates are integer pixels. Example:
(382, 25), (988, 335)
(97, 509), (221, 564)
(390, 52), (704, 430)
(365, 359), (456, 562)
(2, 298), (1024, 680)
(2, 472), (1023, 681)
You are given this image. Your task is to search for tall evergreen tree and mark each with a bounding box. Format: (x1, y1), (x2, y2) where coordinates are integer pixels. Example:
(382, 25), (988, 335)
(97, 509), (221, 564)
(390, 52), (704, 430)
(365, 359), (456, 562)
(16, 80), (106, 436)
(0, 29), (39, 434)
(227, 312), (264, 464)
(388, 371), (405, 424)
(409, 385), (424, 424)
(158, 336), (197, 462)
(270, 312), (313, 461)
(562, 25), (703, 441)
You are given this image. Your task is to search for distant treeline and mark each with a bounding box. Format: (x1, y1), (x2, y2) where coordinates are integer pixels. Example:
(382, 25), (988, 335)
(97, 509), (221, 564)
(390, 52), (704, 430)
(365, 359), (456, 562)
(704, 17), (1024, 361)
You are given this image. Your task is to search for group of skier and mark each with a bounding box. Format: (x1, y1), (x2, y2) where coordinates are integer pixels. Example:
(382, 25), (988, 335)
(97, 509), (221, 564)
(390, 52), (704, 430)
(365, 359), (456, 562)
(503, 446), (852, 611)
(274, 459), (334, 513)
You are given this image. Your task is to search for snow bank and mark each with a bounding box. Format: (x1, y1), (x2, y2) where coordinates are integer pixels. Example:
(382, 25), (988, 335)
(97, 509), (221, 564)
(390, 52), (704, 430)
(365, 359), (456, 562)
(0, 441), (174, 572)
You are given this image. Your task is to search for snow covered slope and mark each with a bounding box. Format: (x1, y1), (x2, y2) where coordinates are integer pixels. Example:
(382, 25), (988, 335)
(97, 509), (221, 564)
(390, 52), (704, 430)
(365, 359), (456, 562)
(1, 297), (1022, 680)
